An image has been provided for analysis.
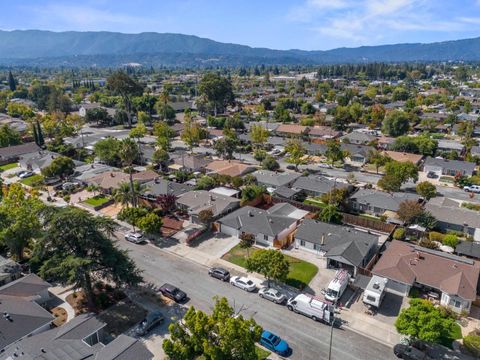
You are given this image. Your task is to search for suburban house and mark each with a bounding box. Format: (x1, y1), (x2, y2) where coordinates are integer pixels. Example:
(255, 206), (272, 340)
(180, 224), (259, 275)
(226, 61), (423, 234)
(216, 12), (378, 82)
(348, 189), (422, 216)
(340, 131), (376, 145)
(141, 178), (193, 201)
(341, 144), (374, 165)
(0, 255), (21, 287)
(437, 139), (465, 154)
(19, 151), (84, 172)
(372, 240), (480, 313)
(176, 190), (240, 223)
(216, 203), (308, 248)
(71, 163), (118, 183)
(253, 170), (301, 190)
(0, 273), (51, 305)
(456, 241), (480, 261)
(425, 197), (480, 241)
(0, 142), (41, 165)
(173, 153), (211, 172)
(294, 219), (379, 276)
(87, 170), (158, 193)
(275, 124), (308, 137)
(206, 160), (256, 177)
(292, 175), (353, 198)
(0, 297), (54, 352)
(423, 157), (476, 177)
(308, 126), (341, 140)
(0, 313), (153, 359)
(382, 151), (424, 165)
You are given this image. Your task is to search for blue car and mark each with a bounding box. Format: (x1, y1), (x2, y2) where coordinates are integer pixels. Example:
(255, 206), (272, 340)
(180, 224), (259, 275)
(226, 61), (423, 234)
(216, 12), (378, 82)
(259, 330), (289, 356)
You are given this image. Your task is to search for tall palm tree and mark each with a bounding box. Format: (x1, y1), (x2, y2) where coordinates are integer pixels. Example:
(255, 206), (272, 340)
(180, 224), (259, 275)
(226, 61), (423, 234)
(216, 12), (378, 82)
(114, 181), (146, 207)
(159, 88), (170, 121)
(118, 138), (140, 207)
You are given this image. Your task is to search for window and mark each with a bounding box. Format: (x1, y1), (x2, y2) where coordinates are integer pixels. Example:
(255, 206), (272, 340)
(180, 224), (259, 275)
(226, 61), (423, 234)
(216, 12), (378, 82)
(264, 235), (268, 241)
(453, 299), (462, 308)
(300, 240), (305, 246)
(314, 243), (320, 251)
(366, 295), (376, 302)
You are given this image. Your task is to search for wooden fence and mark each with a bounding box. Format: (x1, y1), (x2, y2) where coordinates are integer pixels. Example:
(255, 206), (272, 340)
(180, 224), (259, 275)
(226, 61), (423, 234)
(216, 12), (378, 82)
(342, 213), (396, 234)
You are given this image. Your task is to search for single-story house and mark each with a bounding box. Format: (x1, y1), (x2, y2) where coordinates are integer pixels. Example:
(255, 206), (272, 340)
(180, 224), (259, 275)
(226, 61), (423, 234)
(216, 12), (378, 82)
(0, 313), (153, 359)
(71, 163), (118, 183)
(87, 170), (158, 193)
(348, 189), (422, 216)
(423, 157), (476, 177)
(275, 124), (308, 137)
(19, 151), (84, 172)
(176, 190), (240, 223)
(217, 203), (307, 248)
(425, 197), (480, 241)
(206, 160), (256, 178)
(292, 175), (353, 198)
(383, 151), (423, 165)
(341, 131), (376, 145)
(253, 170), (301, 190)
(308, 126), (341, 140)
(456, 241), (480, 261)
(341, 144), (374, 164)
(372, 240), (480, 313)
(437, 140), (465, 154)
(0, 273), (51, 305)
(141, 178), (193, 201)
(0, 255), (21, 287)
(0, 142), (40, 164)
(173, 154), (210, 172)
(295, 219), (379, 276)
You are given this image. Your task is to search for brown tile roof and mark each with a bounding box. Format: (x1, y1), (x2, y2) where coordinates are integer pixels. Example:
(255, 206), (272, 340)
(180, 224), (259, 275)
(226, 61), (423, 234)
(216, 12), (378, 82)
(308, 126), (341, 138)
(383, 151), (424, 164)
(132, 170), (159, 182)
(206, 160), (255, 177)
(88, 171), (129, 190)
(276, 124), (307, 135)
(373, 240), (480, 300)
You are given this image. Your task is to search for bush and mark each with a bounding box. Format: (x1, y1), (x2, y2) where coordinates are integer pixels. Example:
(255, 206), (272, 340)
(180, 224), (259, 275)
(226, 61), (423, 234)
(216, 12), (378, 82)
(429, 231), (445, 243)
(419, 238), (439, 250)
(464, 332), (480, 357)
(393, 228), (406, 240)
(442, 234), (458, 248)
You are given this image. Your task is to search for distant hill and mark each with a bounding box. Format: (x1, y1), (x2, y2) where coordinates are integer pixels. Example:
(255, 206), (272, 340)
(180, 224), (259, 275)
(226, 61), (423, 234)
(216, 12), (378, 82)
(1, 30), (480, 67)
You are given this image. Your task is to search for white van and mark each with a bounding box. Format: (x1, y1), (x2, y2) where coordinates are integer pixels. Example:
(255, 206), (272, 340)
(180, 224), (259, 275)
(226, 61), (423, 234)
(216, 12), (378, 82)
(324, 269), (351, 303)
(287, 294), (334, 324)
(363, 275), (387, 308)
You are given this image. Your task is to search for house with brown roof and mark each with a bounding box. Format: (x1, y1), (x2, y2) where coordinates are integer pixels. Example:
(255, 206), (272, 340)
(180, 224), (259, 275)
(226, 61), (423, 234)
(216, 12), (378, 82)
(308, 126), (341, 140)
(383, 151), (423, 165)
(372, 240), (480, 313)
(275, 124), (308, 137)
(206, 160), (256, 178)
(87, 170), (158, 193)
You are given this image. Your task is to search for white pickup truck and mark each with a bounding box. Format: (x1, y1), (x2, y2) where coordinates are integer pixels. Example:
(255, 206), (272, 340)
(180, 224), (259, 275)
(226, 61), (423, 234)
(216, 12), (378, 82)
(463, 185), (480, 193)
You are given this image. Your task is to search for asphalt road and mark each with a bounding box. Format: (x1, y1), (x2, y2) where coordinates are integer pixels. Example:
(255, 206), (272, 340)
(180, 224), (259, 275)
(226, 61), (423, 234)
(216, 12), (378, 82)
(116, 234), (396, 360)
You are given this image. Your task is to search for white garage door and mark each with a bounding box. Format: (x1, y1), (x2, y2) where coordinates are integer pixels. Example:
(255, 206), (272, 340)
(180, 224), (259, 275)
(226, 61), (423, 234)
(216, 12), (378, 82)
(220, 225), (239, 237)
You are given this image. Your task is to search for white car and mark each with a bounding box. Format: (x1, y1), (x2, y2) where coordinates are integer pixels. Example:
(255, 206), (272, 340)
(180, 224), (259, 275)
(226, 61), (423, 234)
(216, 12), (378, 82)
(258, 287), (286, 304)
(464, 185), (480, 193)
(124, 232), (145, 244)
(230, 276), (257, 292)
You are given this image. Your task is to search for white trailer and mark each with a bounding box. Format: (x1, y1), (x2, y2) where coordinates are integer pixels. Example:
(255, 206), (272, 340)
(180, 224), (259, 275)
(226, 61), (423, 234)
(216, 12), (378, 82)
(363, 275), (387, 308)
(324, 269), (351, 303)
(286, 294), (334, 324)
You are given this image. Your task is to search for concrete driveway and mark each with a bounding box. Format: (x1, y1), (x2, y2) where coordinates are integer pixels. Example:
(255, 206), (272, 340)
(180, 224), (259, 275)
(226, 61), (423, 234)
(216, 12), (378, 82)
(191, 232), (239, 259)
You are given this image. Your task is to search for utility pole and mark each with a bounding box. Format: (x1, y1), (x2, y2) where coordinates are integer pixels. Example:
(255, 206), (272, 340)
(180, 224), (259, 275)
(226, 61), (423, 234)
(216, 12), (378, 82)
(328, 308), (335, 360)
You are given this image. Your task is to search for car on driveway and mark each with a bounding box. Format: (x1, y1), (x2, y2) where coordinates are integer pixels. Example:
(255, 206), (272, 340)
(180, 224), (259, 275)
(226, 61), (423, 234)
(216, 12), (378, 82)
(208, 267), (230, 281)
(135, 310), (164, 336)
(159, 283), (187, 303)
(393, 344), (431, 359)
(426, 171), (437, 179)
(259, 330), (290, 356)
(18, 171), (34, 179)
(124, 232), (145, 244)
(230, 276), (256, 292)
(258, 287), (286, 304)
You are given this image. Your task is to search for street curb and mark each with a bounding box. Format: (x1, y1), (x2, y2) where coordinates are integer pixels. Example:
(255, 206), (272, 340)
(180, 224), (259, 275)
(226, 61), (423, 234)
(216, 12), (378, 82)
(340, 316), (395, 349)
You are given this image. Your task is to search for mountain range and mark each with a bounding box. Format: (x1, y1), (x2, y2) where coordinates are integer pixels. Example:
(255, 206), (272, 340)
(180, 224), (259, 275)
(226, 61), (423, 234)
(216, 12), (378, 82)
(1, 30), (480, 67)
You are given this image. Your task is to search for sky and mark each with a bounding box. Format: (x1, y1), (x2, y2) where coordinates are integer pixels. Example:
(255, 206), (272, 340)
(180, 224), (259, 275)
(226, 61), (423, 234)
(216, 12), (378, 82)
(2, 0), (480, 51)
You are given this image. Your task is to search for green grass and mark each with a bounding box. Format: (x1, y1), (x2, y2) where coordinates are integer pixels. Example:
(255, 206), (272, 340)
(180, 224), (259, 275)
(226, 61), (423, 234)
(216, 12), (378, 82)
(0, 162), (18, 171)
(303, 197), (327, 208)
(439, 176), (455, 183)
(255, 346), (271, 360)
(20, 174), (43, 186)
(222, 245), (319, 289)
(83, 195), (110, 207)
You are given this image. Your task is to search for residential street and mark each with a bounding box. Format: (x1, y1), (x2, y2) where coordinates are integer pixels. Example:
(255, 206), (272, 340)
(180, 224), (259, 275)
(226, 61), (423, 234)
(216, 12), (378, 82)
(116, 234), (397, 360)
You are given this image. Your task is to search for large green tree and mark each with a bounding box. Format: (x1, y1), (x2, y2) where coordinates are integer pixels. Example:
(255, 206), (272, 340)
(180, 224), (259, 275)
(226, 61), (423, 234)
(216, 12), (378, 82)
(378, 160), (418, 192)
(107, 71), (144, 127)
(325, 140), (347, 166)
(41, 156), (76, 179)
(35, 206), (142, 309)
(285, 139), (307, 171)
(382, 110), (410, 137)
(119, 138), (141, 207)
(246, 249), (289, 287)
(0, 124), (21, 148)
(163, 297), (262, 360)
(93, 137), (121, 166)
(198, 73), (235, 116)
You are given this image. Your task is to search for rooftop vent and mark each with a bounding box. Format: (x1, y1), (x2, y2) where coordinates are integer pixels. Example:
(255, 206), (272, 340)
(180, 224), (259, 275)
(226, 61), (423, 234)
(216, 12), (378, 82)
(373, 282), (380, 289)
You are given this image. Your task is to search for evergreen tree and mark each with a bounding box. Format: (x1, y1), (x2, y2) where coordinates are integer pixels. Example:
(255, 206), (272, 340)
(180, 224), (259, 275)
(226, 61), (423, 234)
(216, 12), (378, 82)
(32, 122), (39, 146)
(36, 120), (45, 147)
(8, 71), (16, 91)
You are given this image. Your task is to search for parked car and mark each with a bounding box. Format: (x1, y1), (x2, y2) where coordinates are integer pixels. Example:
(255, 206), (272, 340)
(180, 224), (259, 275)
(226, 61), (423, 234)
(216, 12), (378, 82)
(159, 283), (187, 303)
(229, 276), (256, 292)
(259, 330), (289, 356)
(18, 171), (34, 179)
(426, 171), (437, 179)
(62, 182), (79, 191)
(286, 165), (296, 170)
(124, 232), (145, 244)
(208, 267), (230, 281)
(463, 185), (480, 193)
(393, 344), (431, 359)
(258, 287), (286, 304)
(16, 170), (26, 177)
(135, 310), (164, 336)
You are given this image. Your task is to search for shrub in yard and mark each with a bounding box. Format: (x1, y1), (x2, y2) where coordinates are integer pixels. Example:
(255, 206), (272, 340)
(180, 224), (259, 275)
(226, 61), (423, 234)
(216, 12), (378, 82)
(393, 228), (406, 240)
(429, 231), (445, 243)
(463, 331), (480, 357)
(419, 238), (439, 250)
(442, 234), (458, 248)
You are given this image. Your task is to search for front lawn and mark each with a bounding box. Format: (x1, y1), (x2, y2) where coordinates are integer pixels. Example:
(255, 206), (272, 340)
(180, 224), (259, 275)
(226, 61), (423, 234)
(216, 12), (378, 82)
(255, 346), (271, 360)
(0, 162), (18, 171)
(303, 197), (326, 209)
(20, 174), (43, 186)
(222, 245), (318, 289)
(83, 195), (110, 207)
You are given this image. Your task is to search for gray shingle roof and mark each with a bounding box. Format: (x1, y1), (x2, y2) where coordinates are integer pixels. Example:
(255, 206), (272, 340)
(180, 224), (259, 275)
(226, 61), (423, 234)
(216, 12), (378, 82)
(253, 170), (301, 188)
(426, 197), (480, 228)
(424, 157), (476, 174)
(292, 175), (351, 195)
(456, 241), (480, 260)
(142, 179), (193, 198)
(0, 273), (50, 300)
(295, 219), (378, 267)
(177, 190), (240, 217)
(349, 189), (421, 212)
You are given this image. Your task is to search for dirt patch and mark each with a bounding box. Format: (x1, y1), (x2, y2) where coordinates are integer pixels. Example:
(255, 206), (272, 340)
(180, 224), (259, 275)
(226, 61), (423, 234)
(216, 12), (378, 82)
(51, 306), (68, 327)
(97, 299), (147, 337)
(65, 284), (126, 315)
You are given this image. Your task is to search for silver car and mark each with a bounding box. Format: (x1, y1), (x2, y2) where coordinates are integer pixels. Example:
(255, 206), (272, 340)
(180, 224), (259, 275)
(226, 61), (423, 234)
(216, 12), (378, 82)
(230, 276), (257, 292)
(125, 232), (145, 244)
(258, 287), (286, 304)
